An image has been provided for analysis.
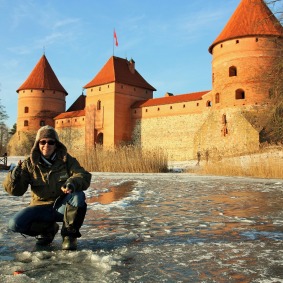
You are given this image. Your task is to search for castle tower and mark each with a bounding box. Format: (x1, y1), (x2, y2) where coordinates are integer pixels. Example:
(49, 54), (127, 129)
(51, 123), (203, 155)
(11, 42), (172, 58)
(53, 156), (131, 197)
(209, 0), (283, 108)
(16, 55), (67, 132)
(83, 56), (156, 148)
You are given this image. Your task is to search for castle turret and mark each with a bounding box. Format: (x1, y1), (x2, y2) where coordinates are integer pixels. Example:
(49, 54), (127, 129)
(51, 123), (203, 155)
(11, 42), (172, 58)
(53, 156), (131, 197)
(209, 0), (283, 108)
(83, 56), (156, 148)
(16, 54), (67, 132)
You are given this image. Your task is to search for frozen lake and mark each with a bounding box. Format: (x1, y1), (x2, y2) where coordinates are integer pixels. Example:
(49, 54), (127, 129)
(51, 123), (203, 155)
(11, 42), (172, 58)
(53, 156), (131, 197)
(1, 163), (283, 282)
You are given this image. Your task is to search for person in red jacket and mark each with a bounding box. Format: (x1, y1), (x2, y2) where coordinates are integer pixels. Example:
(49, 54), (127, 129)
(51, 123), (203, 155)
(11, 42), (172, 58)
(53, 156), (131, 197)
(3, 126), (92, 250)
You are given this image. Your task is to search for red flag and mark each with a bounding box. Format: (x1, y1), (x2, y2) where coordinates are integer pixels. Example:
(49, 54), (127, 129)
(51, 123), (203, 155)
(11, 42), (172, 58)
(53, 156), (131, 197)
(114, 29), (118, 46)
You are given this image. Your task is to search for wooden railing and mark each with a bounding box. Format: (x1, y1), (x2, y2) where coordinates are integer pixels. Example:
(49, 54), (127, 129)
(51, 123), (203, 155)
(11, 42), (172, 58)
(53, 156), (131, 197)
(0, 153), (7, 167)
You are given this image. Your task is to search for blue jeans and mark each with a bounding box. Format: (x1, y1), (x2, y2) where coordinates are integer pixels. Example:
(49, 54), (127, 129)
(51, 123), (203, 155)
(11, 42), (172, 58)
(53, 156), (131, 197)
(8, 191), (86, 235)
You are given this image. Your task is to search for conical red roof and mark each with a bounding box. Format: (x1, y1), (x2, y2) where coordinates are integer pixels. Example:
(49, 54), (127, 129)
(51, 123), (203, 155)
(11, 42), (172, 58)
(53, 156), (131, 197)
(84, 56), (156, 91)
(209, 0), (283, 53)
(17, 55), (68, 95)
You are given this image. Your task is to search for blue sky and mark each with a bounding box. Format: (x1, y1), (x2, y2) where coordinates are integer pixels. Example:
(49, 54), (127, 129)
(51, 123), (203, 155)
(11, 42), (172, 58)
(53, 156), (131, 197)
(0, 0), (244, 128)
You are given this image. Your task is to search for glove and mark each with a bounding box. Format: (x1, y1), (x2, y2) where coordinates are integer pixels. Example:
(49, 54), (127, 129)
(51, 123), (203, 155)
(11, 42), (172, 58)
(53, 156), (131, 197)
(11, 160), (22, 180)
(63, 182), (76, 193)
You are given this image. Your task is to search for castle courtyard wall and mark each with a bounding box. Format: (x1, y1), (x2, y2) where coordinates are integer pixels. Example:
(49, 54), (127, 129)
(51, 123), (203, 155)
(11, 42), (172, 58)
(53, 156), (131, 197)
(132, 107), (259, 161)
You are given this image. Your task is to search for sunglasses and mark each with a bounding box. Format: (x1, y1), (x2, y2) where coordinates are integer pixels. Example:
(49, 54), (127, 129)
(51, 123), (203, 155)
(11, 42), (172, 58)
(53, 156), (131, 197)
(39, 140), (56, 146)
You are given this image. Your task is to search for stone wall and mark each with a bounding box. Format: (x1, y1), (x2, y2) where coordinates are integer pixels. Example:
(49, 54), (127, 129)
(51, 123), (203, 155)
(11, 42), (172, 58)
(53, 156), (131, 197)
(132, 107), (259, 161)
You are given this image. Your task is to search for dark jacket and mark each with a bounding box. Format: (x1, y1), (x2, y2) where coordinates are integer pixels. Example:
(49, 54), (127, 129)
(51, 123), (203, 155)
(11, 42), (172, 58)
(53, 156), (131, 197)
(3, 143), (91, 206)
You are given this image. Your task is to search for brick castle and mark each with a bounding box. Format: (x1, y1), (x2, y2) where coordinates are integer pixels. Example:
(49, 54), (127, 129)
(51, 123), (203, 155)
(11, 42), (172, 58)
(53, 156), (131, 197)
(10, 0), (283, 160)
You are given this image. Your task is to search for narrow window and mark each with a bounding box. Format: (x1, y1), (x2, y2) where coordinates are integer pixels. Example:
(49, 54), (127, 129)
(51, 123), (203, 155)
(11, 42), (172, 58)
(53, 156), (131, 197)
(235, 89), (245, 100)
(97, 100), (101, 110)
(215, 93), (220, 104)
(229, 66), (237, 77)
(40, 120), (45, 126)
(24, 107), (29, 113)
(24, 120), (28, 126)
(236, 40), (239, 44)
(206, 101), (212, 107)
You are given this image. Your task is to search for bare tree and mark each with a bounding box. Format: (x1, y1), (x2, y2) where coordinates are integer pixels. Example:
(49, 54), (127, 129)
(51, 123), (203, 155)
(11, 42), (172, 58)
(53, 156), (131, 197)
(0, 99), (9, 154)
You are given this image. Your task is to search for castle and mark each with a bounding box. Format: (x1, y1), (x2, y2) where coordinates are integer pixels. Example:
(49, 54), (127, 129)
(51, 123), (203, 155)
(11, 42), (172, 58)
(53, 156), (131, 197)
(10, 0), (283, 161)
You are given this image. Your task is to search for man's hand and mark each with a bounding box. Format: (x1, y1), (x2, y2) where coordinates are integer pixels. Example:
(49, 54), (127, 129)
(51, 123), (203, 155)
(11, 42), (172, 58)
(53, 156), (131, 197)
(11, 160), (22, 180)
(61, 183), (75, 194)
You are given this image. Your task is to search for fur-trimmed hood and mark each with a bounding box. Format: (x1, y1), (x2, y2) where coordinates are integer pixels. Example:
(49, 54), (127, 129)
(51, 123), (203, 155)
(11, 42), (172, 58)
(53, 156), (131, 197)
(30, 125), (68, 166)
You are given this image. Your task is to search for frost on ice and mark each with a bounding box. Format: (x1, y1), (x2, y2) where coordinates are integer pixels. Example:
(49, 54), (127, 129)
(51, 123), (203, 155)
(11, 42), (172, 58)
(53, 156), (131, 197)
(1, 157), (283, 282)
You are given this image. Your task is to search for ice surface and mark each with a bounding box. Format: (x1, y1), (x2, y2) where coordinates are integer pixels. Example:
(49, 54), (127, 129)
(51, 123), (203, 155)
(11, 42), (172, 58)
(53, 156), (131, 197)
(1, 157), (283, 282)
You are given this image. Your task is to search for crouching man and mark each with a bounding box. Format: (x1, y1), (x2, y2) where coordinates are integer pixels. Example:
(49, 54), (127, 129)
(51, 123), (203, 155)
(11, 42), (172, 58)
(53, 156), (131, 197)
(3, 126), (91, 250)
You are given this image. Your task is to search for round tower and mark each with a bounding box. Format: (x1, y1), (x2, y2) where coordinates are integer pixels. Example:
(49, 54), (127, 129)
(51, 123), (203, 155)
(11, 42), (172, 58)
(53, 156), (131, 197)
(16, 55), (67, 132)
(209, 0), (283, 109)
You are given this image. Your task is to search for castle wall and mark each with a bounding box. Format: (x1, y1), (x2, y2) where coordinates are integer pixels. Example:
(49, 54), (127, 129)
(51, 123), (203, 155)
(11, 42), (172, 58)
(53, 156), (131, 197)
(132, 107), (259, 161)
(55, 116), (85, 152)
(85, 82), (154, 148)
(85, 84), (115, 148)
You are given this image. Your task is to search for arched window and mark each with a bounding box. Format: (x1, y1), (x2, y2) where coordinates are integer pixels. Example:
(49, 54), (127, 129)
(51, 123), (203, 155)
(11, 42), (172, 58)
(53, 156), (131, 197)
(97, 100), (101, 110)
(206, 100), (212, 107)
(229, 66), (237, 77)
(96, 133), (103, 145)
(235, 89), (245, 100)
(215, 93), (220, 104)
(24, 107), (29, 113)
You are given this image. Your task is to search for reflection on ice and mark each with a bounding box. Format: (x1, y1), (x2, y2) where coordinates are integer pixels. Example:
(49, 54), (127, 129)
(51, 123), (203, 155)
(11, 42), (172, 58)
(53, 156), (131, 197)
(87, 181), (135, 204)
(1, 170), (283, 282)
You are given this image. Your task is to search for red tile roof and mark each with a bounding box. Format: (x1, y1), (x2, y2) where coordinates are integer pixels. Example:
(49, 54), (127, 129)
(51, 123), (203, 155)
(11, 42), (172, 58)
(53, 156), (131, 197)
(84, 56), (156, 91)
(54, 110), (85, 120)
(132, 91), (209, 108)
(67, 94), (86, 112)
(17, 55), (68, 95)
(209, 0), (283, 53)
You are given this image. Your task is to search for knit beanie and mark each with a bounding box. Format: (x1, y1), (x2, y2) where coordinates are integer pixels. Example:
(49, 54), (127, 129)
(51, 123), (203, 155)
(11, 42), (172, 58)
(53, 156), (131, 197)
(30, 125), (67, 165)
(35, 125), (60, 143)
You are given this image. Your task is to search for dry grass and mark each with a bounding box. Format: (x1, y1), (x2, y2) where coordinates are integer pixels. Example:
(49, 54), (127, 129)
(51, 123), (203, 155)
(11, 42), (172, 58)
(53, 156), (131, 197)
(190, 150), (283, 179)
(74, 145), (168, 173)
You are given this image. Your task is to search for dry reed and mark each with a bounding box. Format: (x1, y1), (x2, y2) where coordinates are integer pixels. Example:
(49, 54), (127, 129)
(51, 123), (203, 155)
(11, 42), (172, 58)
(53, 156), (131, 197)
(192, 153), (283, 179)
(74, 145), (168, 173)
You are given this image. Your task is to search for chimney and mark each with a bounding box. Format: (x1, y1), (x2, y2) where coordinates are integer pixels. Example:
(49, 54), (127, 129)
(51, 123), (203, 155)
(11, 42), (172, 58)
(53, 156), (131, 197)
(128, 58), (135, 74)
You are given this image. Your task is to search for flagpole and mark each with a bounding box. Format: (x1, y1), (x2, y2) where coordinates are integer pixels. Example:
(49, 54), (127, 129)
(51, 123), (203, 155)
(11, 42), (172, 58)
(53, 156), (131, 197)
(113, 28), (114, 56)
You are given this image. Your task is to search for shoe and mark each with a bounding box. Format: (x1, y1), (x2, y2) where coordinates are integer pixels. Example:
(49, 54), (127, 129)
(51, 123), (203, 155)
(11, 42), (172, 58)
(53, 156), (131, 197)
(36, 223), (59, 246)
(62, 236), (77, 250)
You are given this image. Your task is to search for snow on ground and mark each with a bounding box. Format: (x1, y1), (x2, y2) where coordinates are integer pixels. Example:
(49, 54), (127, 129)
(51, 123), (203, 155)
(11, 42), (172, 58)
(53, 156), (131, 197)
(0, 156), (283, 282)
